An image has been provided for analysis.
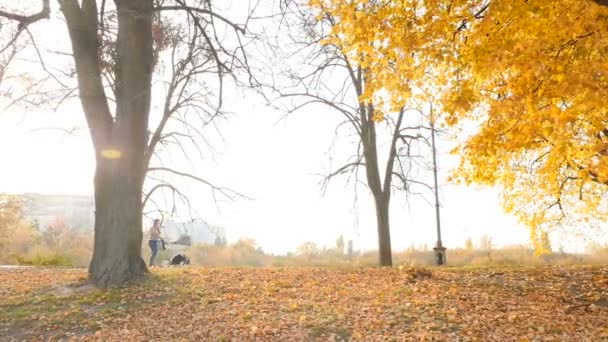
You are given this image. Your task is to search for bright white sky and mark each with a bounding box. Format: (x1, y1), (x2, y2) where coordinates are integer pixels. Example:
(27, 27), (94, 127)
(0, 87), (538, 254)
(0, 0), (599, 255)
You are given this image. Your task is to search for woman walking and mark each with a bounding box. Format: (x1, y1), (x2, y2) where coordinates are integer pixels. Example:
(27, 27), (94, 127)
(148, 219), (162, 267)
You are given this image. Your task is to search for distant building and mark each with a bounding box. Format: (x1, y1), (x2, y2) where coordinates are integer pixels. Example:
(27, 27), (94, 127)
(21, 193), (95, 230)
(19, 193), (225, 245)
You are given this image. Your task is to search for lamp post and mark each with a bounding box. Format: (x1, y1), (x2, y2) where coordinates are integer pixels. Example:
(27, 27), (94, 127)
(430, 104), (446, 265)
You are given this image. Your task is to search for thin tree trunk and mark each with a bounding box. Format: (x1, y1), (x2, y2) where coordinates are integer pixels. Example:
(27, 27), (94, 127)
(374, 195), (392, 266)
(360, 102), (394, 267)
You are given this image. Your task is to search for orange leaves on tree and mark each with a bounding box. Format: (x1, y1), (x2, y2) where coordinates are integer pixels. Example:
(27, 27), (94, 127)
(309, 0), (469, 115)
(310, 0), (608, 247)
(451, 1), (608, 241)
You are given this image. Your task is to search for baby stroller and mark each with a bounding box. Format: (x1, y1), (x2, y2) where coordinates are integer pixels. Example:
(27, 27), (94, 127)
(168, 252), (190, 266)
(160, 234), (192, 267)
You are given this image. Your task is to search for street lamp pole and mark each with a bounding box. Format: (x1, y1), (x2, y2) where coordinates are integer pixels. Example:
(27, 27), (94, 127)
(430, 103), (446, 265)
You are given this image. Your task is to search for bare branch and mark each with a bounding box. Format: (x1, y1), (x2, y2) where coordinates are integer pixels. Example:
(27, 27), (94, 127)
(143, 183), (175, 208)
(0, 0), (50, 30)
(147, 166), (252, 201)
(323, 161), (365, 183)
(0, 0), (50, 55)
(383, 107), (405, 195)
(61, 0), (114, 149)
(154, 5), (246, 34)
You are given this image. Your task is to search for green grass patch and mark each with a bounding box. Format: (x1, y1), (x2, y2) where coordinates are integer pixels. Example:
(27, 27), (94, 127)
(0, 273), (181, 341)
(15, 253), (74, 266)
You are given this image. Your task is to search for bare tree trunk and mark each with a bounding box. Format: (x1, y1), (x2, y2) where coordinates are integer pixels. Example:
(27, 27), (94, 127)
(60, 0), (154, 287)
(87, 0), (153, 287)
(374, 194), (392, 266)
(89, 159), (147, 286)
(361, 103), (393, 267)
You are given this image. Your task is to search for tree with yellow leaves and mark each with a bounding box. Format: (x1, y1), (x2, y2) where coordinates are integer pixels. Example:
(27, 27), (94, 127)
(447, 0), (608, 249)
(304, 0), (487, 263)
(314, 0), (608, 250)
(277, 1), (436, 266)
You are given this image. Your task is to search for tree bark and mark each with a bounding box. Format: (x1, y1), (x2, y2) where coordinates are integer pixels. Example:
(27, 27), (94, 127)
(60, 0), (154, 287)
(360, 102), (393, 266)
(87, 0), (154, 287)
(374, 194), (392, 266)
(89, 159), (147, 287)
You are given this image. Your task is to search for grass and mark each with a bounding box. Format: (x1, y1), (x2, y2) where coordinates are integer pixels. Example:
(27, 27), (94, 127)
(15, 253), (74, 266)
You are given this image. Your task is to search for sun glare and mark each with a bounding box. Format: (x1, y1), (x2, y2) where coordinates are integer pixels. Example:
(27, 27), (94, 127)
(100, 149), (123, 159)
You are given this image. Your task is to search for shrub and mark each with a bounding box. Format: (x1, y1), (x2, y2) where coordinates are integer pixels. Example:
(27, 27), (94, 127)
(16, 251), (73, 266)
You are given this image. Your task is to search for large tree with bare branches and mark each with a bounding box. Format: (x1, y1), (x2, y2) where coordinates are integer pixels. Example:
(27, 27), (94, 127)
(0, 0), (255, 286)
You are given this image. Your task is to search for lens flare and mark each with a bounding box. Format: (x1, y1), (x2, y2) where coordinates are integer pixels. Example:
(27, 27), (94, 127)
(100, 149), (123, 159)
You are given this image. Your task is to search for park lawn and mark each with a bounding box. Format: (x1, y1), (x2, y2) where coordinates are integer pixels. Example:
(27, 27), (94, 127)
(0, 265), (607, 341)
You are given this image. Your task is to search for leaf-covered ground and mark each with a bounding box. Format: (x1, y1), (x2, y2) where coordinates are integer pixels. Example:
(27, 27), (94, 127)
(1, 265), (607, 341)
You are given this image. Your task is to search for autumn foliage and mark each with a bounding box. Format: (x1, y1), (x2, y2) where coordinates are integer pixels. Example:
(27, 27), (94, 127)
(451, 1), (608, 251)
(0, 197), (92, 266)
(309, 0), (608, 248)
(1, 266), (607, 340)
